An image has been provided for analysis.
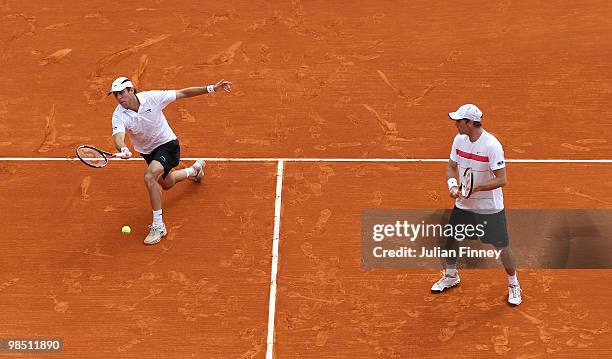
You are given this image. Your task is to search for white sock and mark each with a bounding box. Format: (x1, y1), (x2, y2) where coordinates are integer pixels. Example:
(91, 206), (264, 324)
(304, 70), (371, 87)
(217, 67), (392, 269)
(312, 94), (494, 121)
(508, 273), (519, 286)
(153, 209), (163, 226)
(185, 167), (195, 177)
(446, 263), (457, 276)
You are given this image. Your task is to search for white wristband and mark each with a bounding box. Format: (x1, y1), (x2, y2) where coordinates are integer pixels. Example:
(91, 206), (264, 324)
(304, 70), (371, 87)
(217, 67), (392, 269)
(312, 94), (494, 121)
(207, 85), (215, 93)
(447, 178), (458, 191)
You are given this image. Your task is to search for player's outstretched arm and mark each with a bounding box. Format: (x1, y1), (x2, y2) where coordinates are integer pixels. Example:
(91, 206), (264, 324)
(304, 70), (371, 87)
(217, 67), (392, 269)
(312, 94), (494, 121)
(175, 79), (232, 99)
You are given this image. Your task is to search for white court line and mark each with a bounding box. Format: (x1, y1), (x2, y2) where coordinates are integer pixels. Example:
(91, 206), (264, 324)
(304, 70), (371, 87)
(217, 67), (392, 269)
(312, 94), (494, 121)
(266, 160), (284, 359)
(1, 157), (611, 163)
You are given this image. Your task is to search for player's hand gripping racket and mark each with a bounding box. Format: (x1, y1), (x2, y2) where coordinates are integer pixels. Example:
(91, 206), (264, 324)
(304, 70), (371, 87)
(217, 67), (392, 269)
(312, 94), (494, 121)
(460, 167), (474, 198)
(76, 145), (127, 168)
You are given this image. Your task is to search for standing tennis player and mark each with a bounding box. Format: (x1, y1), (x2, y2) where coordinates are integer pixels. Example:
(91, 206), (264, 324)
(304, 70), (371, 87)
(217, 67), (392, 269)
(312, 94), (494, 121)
(431, 104), (522, 305)
(109, 76), (232, 245)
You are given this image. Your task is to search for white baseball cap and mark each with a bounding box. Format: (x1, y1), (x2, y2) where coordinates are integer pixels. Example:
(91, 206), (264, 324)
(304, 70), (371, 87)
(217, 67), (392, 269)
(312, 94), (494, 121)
(107, 76), (134, 95)
(448, 104), (483, 122)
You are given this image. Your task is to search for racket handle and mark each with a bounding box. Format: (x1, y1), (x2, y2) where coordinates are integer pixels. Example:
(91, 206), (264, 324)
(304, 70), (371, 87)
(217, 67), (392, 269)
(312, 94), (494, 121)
(114, 147), (132, 159)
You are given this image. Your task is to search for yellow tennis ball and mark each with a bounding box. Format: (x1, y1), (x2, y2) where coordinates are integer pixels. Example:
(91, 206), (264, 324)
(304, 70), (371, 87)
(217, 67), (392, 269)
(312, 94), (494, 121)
(121, 226), (131, 234)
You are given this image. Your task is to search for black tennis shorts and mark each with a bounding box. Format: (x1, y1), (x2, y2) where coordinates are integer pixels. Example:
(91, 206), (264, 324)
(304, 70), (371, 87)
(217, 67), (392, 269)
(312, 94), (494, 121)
(448, 206), (509, 247)
(140, 139), (180, 179)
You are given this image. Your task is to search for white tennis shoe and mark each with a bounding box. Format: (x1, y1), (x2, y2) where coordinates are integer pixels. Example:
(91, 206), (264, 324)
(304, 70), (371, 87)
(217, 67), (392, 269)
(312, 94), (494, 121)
(431, 272), (461, 292)
(144, 224), (167, 245)
(508, 284), (522, 306)
(190, 159), (205, 182)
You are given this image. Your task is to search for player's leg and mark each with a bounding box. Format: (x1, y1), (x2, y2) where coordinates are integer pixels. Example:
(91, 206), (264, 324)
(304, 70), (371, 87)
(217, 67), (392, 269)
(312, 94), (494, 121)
(143, 160), (167, 245)
(431, 239), (461, 292)
(158, 159), (205, 190)
(444, 229), (460, 270)
(159, 169), (183, 190)
(484, 210), (522, 305)
(498, 245), (517, 276)
(156, 139), (204, 190)
(144, 160), (165, 211)
(497, 244), (521, 305)
(154, 139), (181, 191)
(431, 206), (465, 292)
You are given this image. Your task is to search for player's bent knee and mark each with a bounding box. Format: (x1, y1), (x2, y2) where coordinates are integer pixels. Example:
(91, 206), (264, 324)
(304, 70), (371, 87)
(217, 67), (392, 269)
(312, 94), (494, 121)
(158, 175), (175, 191)
(144, 171), (161, 186)
(143, 171), (155, 183)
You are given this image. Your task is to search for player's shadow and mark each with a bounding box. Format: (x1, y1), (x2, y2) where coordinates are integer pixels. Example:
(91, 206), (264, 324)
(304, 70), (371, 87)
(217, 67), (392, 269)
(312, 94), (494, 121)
(407, 209), (612, 270)
(512, 210), (611, 269)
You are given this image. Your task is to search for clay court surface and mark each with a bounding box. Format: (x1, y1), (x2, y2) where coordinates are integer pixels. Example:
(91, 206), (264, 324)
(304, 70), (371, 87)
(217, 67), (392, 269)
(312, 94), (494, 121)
(1, 1), (611, 358)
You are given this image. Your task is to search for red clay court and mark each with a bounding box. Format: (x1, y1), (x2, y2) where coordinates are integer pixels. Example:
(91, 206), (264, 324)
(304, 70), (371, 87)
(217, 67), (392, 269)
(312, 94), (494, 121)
(1, 1), (611, 358)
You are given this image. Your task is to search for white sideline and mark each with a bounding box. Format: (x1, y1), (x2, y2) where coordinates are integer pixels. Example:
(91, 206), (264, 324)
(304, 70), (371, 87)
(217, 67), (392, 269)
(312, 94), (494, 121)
(266, 160), (284, 359)
(1, 157), (611, 163)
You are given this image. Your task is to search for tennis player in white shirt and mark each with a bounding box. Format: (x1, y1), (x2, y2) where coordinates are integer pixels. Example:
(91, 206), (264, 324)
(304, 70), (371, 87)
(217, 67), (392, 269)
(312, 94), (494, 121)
(109, 76), (232, 245)
(431, 104), (522, 305)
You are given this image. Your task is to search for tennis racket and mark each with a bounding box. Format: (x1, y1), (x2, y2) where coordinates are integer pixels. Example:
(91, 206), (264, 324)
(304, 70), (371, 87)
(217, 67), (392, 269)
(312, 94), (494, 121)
(76, 145), (117, 168)
(460, 167), (474, 198)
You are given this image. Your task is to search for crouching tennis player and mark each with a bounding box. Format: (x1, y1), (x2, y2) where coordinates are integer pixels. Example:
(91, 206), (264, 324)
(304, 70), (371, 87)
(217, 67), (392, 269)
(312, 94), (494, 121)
(108, 76), (232, 245)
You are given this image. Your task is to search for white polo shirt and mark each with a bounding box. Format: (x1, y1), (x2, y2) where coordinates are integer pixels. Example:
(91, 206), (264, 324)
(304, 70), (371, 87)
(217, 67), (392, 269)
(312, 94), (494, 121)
(111, 90), (178, 154)
(450, 130), (506, 213)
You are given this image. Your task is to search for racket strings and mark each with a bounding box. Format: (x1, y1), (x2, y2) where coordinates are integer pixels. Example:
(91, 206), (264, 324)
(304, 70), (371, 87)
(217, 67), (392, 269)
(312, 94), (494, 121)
(461, 169), (473, 198)
(77, 147), (108, 167)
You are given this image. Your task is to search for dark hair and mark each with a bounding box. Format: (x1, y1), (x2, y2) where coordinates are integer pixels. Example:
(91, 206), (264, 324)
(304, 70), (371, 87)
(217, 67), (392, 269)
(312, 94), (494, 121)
(122, 78), (137, 94)
(461, 119), (482, 128)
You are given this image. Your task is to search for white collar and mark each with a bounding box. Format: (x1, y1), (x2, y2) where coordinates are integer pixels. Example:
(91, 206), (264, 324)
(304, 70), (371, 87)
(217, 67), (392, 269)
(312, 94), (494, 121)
(122, 92), (148, 114)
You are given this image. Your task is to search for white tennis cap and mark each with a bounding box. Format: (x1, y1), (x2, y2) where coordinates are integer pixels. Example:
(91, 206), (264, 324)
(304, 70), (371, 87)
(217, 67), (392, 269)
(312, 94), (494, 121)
(107, 76), (134, 95)
(448, 104), (483, 122)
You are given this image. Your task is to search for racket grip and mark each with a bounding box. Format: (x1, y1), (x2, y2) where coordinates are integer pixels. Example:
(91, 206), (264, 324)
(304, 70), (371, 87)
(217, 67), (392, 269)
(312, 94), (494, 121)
(114, 147), (132, 159)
